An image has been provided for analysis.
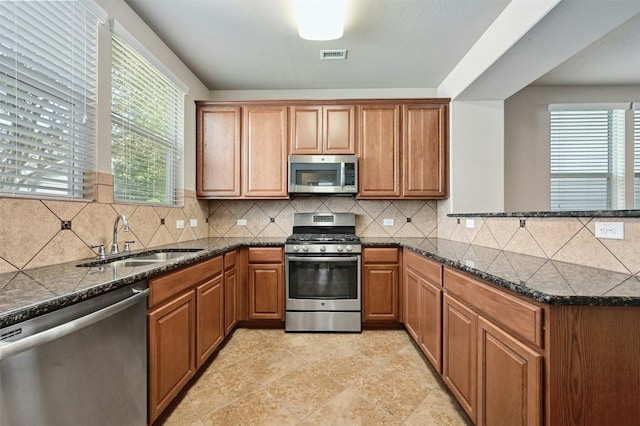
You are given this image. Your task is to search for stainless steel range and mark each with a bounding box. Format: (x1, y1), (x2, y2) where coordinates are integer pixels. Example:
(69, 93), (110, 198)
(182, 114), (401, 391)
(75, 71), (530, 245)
(285, 212), (361, 332)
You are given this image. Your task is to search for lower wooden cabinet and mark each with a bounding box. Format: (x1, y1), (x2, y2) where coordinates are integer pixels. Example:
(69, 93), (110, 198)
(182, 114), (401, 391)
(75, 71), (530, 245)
(362, 247), (400, 323)
(147, 255), (225, 424)
(224, 250), (238, 335)
(443, 293), (478, 423)
(403, 250), (443, 372)
(248, 247), (284, 321)
(148, 291), (196, 424)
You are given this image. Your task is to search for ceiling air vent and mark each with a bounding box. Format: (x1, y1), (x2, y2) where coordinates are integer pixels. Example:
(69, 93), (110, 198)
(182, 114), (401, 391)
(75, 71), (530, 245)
(320, 49), (348, 60)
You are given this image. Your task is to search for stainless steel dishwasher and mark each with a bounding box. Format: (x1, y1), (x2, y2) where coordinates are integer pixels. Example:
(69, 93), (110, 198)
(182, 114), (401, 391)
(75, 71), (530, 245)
(0, 281), (149, 426)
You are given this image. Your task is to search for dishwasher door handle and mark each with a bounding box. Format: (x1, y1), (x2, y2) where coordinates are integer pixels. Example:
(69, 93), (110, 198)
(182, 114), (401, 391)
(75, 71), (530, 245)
(0, 288), (149, 361)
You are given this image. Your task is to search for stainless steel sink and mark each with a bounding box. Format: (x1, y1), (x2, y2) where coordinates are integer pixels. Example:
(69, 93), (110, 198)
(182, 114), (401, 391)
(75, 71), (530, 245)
(77, 249), (202, 268)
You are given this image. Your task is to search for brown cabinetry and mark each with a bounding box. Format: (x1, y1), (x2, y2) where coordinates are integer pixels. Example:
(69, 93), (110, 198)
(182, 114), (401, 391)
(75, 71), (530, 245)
(290, 105), (356, 154)
(248, 247), (284, 321)
(196, 106), (241, 197)
(443, 267), (543, 426)
(402, 103), (448, 197)
(358, 101), (449, 199)
(224, 250), (238, 336)
(357, 104), (401, 198)
(147, 256), (224, 424)
(362, 247), (400, 323)
(403, 249), (443, 372)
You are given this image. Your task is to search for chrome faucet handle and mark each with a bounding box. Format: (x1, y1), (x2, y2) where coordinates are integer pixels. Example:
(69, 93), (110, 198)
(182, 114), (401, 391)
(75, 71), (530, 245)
(91, 244), (106, 259)
(123, 240), (136, 252)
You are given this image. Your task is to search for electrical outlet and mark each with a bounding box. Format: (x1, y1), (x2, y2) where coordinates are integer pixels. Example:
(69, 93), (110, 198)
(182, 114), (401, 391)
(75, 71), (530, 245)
(190, 219), (197, 227)
(237, 219), (247, 226)
(176, 220), (185, 229)
(383, 218), (394, 226)
(595, 221), (624, 240)
(465, 219), (475, 229)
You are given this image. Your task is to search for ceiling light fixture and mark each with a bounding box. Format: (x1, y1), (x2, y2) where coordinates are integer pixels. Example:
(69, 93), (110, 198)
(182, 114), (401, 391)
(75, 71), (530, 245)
(295, 0), (346, 41)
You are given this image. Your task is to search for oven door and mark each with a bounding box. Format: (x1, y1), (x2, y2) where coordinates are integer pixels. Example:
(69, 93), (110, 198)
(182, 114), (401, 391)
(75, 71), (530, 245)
(285, 255), (361, 311)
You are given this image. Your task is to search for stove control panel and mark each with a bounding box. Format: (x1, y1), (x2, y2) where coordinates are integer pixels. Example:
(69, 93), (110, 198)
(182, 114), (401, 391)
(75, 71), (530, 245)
(285, 244), (361, 255)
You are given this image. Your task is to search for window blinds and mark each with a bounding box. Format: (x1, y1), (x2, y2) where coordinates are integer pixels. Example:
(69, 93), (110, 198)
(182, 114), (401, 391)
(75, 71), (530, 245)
(634, 107), (640, 208)
(549, 109), (626, 211)
(111, 25), (185, 206)
(0, 0), (103, 199)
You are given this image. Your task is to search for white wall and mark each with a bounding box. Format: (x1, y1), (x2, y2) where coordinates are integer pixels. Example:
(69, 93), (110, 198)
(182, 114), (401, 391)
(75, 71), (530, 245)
(95, 0), (210, 192)
(209, 88), (438, 101)
(448, 101), (504, 213)
(504, 85), (640, 212)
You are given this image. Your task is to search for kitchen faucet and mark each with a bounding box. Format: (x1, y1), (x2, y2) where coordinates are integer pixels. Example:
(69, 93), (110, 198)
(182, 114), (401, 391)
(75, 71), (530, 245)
(111, 214), (130, 255)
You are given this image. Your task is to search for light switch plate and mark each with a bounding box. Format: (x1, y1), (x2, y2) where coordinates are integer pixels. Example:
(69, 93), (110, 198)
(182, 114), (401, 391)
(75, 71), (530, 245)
(190, 219), (197, 227)
(383, 218), (394, 226)
(176, 220), (185, 229)
(595, 221), (624, 240)
(237, 219), (247, 226)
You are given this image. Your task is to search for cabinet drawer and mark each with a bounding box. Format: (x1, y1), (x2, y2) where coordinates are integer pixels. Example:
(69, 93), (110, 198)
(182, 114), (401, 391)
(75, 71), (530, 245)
(363, 247), (398, 263)
(444, 267), (543, 348)
(404, 249), (442, 287)
(224, 250), (237, 269)
(248, 247), (283, 263)
(150, 256), (223, 308)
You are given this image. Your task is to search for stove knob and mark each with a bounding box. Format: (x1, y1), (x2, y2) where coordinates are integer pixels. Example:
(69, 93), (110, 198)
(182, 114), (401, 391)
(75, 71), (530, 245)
(346, 245), (353, 252)
(320, 245), (326, 252)
(293, 245), (299, 252)
(302, 246), (309, 252)
(337, 246), (344, 252)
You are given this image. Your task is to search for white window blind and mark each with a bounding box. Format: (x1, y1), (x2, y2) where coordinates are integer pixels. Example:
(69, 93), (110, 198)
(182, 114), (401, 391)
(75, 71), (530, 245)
(0, 0), (103, 199)
(549, 109), (626, 211)
(111, 24), (185, 206)
(634, 107), (640, 208)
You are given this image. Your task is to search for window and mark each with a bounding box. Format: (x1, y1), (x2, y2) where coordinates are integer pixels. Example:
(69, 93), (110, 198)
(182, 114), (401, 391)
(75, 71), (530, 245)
(634, 106), (640, 208)
(549, 105), (627, 211)
(0, 0), (104, 199)
(111, 22), (186, 206)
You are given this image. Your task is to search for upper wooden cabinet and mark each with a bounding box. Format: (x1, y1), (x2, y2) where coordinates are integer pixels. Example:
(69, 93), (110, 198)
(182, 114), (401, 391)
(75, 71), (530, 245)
(357, 104), (401, 198)
(196, 106), (241, 197)
(242, 105), (289, 198)
(358, 101), (449, 199)
(290, 105), (356, 155)
(403, 103), (448, 197)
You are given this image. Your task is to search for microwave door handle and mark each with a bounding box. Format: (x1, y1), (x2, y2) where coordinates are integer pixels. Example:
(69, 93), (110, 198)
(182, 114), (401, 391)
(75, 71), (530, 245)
(340, 162), (345, 187)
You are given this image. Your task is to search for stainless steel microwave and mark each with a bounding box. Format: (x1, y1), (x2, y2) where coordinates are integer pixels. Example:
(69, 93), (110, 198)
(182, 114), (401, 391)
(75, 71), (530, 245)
(288, 155), (358, 194)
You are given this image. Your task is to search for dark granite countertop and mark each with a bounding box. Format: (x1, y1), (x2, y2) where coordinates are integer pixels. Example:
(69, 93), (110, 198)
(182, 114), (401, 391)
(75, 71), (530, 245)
(2, 236), (640, 329)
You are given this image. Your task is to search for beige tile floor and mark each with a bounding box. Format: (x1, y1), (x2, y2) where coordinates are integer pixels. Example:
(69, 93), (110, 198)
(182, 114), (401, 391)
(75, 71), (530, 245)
(157, 328), (471, 425)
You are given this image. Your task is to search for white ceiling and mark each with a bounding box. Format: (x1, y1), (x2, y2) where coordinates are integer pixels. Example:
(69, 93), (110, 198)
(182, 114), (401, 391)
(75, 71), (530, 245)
(125, 0), (640, 99)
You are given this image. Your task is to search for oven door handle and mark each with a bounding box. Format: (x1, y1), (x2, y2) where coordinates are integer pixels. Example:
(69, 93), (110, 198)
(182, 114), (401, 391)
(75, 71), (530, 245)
(287, 256), (360, 262)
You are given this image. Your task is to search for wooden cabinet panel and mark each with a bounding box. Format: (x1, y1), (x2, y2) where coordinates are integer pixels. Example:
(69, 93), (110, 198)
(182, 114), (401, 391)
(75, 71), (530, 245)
(196, 274), (224, 369)
(196, 106), (241, 197)
(404, 268), (421, 341)
(148, 291), (196, 424)
(418, 278), (443, 372)
(324, 105), (356, 154)
(363, 264), (399, 321)
(443, 294), (478, 423)
(357, 104), (401, 198)
(444, 267), (543, 348)
(248, 247), (283, 263)
(224, 265), (238, 336)
(248, 263), (284, 320)
(478, 317), (542, 426)
(402, 104), (448, 198)
(290, 105), (355, 154)
(242, 105), (288, 198)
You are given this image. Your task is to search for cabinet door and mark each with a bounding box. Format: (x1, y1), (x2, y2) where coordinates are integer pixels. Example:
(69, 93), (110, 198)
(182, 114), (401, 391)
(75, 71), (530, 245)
(290, 106), (322, 154)
(357, 104), (400, 198)
(402, 103), (448, 198)
(224, 266), (238, 335)
(478, 317), (542, 426)
(324, 105), (356, 154)
(363, 263), (399, 322)
(148, 291), (196, 424)
(419, 278), (443, 373)
(443, 294), (478, 423)
(196, 274), (224, 369)
(248, 263), (284, 320)
(196, 105), (241, 197)
(404, 268), (421, 340)
(242, 105), (289, 198)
